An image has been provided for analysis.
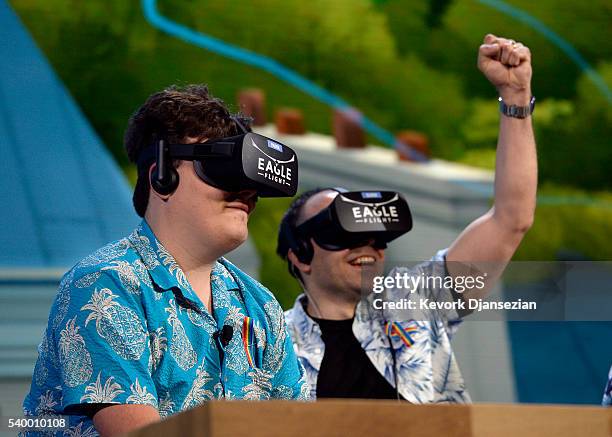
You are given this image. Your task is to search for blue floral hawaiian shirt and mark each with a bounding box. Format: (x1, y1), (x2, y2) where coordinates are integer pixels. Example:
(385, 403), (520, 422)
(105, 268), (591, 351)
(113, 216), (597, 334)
(285, 249), (470, 403)
(603, 365), (612, 406)
(23, 220), (308, 436)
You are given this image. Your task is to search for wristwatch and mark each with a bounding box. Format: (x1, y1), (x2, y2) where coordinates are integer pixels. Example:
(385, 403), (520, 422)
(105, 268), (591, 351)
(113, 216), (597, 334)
(498, 95), (536, 119)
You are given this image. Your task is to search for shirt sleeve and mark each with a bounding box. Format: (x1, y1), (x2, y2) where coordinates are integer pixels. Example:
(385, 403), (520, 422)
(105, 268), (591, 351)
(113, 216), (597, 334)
(603, 365), (612, 406)
(53, 267), (158, 414)
(384, 248), (463, 329)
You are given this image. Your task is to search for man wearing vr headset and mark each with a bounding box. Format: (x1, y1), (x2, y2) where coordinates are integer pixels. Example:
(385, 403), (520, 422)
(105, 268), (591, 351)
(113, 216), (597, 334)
(24, 84), (307, 437)
(278, 34), (536, 402)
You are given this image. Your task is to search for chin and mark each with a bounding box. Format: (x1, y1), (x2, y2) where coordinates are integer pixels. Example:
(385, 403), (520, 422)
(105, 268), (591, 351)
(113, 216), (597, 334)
(224, 226), (249, 251)
(356, 266), (380, 295)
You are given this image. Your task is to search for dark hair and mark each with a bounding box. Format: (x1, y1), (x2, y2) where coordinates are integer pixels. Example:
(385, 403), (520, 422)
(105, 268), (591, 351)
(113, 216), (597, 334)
(276, 187), (332, 279)
(124, 84), (251, 217)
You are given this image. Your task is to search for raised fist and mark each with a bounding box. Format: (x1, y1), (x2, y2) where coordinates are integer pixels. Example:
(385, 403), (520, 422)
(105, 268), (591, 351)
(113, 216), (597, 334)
(478, 34), (532, 103)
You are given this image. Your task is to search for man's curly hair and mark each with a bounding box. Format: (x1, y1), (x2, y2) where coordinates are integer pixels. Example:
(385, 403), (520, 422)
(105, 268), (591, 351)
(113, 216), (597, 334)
(124, 84), (251, 217)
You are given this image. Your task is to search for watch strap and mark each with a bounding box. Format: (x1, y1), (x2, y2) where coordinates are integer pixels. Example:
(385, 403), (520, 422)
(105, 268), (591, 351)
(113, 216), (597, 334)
(498, 95), (536, 119)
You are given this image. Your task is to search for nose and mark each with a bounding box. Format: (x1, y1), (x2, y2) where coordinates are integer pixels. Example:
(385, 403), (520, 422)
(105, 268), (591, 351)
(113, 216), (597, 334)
(366, 238), (386, 254)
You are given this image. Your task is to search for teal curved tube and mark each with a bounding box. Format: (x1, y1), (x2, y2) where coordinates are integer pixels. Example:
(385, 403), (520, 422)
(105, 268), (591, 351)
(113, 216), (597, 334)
(141, 0), (427, 161)
(477, 0), (612, 105)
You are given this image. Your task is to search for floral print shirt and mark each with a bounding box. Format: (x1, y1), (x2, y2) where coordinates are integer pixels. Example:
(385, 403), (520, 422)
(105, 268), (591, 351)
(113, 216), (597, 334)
(285, 249), (471, 404)
(23, 220), (308, 436)
(603, 365), (612, 406)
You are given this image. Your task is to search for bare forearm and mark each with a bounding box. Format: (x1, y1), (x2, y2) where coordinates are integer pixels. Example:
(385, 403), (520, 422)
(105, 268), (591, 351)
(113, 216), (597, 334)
(493, 89), (537, 232)
(93, 404), (160, 437)
(448, 35), (538, 293)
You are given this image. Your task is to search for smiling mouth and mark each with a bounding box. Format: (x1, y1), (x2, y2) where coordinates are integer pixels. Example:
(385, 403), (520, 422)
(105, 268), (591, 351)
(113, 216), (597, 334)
(349, 256), (376, 266)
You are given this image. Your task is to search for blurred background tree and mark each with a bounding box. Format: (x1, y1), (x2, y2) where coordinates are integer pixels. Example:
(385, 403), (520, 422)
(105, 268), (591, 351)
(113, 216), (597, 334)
(10, 0), (612, 273)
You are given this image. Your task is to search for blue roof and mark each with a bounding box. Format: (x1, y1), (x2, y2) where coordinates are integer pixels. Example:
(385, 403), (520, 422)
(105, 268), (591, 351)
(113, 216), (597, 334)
(0, 1), (138, 268)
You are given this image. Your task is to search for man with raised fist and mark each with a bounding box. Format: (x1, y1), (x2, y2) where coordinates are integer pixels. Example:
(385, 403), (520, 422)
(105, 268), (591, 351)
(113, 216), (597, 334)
(277, 34), (537, 402)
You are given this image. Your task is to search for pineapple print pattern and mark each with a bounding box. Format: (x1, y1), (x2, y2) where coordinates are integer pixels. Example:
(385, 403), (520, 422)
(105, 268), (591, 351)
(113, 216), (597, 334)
(158, 392), (175, 418)
(157, 241), (189, 288)
(187, 308), (206, 327)
(80, 372), (124, 403)
(33, 391), (63, 437)
(242, 368), (273, 400)
(272, 385), (293, 399)
(33, 356), (48, 387)
(148, 327), (167, 373)
(34, 331), (55, 386)
(211, 274), (231, 309)
(224, 306), (244, 326)
(59, 317), (93, 387)
(102, 260), (141, 294)
(263, 301), (287, 374)
(35, 390), (58, 415)
(132, 259), (153, 289)
(165, 299), (197, 370)
(81, 288), (147, 361)
(74, 271), (101, 288)
(181, 359), (216, 410)
(64, 422), (98, 437)
(127, 378), (158, 407)
(226, 333), (249, 375)
(224, 309), (250, 375)
(128, 230), (159, 270)
(78, 239), (129, 267)
(253, 321), (267, 350)
(23, 221), (309, 437)
(52, 269), (74, 330)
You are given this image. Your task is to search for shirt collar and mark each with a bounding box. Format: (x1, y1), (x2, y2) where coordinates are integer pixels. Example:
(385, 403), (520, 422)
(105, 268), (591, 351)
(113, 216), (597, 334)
(128, 220), (209, 302)
(291, 293), (322, 338)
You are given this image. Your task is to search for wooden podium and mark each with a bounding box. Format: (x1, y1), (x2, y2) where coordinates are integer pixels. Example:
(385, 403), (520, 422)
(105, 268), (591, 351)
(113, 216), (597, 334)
(127, 400), (612, 437)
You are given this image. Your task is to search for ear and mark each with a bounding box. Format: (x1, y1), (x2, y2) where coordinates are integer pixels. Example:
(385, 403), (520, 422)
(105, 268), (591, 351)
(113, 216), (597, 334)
(148, 164), (171, 200)
(288, 249), (311, 275)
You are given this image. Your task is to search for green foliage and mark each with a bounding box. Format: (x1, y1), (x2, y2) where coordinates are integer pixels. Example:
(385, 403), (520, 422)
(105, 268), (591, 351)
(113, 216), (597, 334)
(450, 0), (612, 99)
(514, 184), (612, 260)
(426, 0), (454, 28)
(457, 98), (574, 171)
(456, 148), (496, 169)
(461, 97), (572, 152)
(12, 0), (611, 174)
(537, 62), (612, 190)
(168, 0), (468, 158)
(11, 0), (333, 168)
(378, 0), (612, 101)
(460, 98), (499, 150)
(12, 0), (468, 162)
(9, 0), (612, 280)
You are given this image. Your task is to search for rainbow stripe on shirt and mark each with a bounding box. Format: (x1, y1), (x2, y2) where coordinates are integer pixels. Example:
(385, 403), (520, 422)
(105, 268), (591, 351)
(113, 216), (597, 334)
(242, 316), (255, 367)
(384, 321), (418, 348)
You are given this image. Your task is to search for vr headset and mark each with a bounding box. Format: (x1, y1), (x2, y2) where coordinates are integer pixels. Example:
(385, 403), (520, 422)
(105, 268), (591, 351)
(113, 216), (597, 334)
(138, 130), (299, 197)
(282, 190), (413, 264)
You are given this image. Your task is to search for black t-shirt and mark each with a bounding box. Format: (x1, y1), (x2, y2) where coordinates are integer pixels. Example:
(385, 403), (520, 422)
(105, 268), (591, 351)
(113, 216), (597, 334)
(311, 316), (402, 400)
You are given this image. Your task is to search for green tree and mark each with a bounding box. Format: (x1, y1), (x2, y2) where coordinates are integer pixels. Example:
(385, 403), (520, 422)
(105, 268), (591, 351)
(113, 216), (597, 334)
(537, 62), (612, 189)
